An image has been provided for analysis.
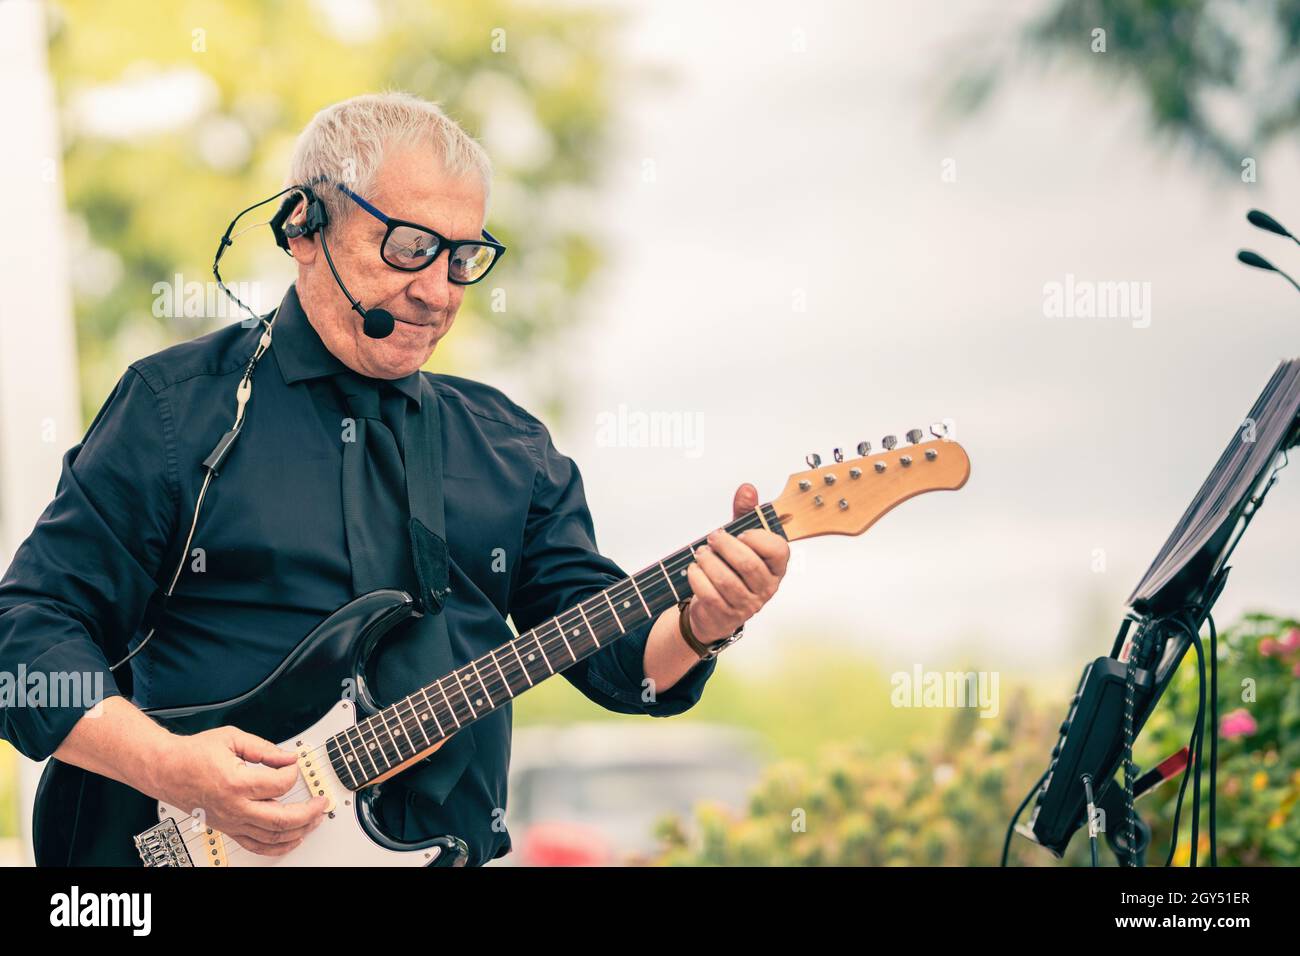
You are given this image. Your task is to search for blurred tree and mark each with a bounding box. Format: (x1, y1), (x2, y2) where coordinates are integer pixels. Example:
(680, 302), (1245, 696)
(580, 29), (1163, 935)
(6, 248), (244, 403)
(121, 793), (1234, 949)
(46, 0), (624, 424)
(942, 0), (1300, 174)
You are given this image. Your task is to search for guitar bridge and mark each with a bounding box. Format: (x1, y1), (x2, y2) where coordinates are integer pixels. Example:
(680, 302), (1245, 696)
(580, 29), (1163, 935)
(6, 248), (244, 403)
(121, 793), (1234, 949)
(134, 818), (194, 867)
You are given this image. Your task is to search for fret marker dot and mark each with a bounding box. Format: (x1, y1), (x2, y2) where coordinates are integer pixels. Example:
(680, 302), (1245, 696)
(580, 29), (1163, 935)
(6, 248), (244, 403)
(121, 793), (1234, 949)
(623, 600), (631, 608)
(527, 653), (536, 661)
(475, 698), (483, 707)
(572, 628), (580, 637)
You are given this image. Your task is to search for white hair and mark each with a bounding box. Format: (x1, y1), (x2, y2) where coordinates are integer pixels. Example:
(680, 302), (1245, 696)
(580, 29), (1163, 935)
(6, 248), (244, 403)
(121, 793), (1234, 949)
(287, 91), (492, 228)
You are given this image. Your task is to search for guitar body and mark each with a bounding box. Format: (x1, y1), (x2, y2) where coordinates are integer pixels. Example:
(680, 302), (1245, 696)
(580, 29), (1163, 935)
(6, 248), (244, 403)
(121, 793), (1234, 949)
(32, 589), (469, 867)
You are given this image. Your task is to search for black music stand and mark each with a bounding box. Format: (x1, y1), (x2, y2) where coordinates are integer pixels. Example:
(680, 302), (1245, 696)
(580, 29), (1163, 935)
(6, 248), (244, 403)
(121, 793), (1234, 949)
(1016, 357), (1300, 861)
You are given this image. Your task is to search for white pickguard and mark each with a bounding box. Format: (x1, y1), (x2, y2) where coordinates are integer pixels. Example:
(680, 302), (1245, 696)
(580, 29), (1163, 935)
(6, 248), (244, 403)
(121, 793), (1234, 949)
(149, 700), (438, 867)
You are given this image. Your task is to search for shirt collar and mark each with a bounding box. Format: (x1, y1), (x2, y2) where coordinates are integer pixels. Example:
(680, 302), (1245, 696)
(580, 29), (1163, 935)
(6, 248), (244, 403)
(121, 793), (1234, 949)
(270, 284), (423, 407)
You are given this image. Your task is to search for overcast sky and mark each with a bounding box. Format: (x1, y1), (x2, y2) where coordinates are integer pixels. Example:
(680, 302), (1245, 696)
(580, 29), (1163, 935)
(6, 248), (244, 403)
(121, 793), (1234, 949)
(479, 0), (1300, 678)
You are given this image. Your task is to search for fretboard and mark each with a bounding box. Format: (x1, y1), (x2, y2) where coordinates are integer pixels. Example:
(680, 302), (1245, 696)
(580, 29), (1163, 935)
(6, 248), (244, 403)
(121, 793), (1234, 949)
(325, 503), (785, 790)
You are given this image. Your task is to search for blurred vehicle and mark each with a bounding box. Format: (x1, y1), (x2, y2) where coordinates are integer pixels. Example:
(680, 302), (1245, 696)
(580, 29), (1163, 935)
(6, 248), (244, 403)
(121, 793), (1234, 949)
(499, 722), (764, 866)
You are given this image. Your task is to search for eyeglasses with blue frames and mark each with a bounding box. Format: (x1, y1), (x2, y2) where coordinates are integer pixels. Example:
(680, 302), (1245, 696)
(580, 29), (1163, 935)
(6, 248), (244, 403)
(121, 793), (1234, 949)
(335, 183), (506, 285)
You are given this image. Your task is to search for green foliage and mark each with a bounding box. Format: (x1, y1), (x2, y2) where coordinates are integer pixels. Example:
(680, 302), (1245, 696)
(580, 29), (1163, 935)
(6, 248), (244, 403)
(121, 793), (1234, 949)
(653, 684), (1077, 866)
(46, 0), (625, 424)
(653, 613), (1300, 866)
(1138, 612), (1300, 865)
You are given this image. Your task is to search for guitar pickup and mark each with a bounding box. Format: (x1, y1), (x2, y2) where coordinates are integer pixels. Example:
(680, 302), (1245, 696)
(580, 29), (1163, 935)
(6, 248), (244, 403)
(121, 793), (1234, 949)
(298, 746), (336, 812)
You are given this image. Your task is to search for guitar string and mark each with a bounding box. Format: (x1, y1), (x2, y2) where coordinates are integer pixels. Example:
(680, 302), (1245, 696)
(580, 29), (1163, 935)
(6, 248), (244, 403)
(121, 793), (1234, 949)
(143, 455), (943, 864)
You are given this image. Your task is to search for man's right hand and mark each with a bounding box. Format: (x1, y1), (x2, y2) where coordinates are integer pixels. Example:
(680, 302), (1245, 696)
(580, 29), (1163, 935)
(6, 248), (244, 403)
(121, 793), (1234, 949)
(151, 725), (328, 857)
(54, 696), (327, 858)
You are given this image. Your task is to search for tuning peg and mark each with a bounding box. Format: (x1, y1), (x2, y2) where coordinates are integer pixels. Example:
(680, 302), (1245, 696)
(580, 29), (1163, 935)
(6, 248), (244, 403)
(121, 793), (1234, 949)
(832, 448), (844, 463)
(856, 441), (872, 456)
(905, 428), (923, 444)
(929, 421), (949, 440)
(881, 435), (897, 451)
(805, 452), (821, 468)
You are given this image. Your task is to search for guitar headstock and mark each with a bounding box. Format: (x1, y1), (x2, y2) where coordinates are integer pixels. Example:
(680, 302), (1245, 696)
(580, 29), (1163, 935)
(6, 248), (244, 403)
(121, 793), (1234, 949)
(772, 425), (970, 542)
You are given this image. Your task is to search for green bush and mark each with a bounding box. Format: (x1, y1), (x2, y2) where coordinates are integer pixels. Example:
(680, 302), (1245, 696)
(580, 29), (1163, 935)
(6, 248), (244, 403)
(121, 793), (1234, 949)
(1139, 612), (1300, 865)
(654, 613), (1300, 866)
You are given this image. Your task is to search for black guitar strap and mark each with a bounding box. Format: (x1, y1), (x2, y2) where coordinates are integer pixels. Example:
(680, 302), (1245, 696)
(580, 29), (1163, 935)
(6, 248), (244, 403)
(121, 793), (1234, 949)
(378, 376), (477, 806)
(404, 381), (453, 617)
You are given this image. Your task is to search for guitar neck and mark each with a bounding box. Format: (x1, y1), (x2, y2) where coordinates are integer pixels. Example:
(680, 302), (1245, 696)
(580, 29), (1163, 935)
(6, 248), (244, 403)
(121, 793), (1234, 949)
(326, 503), (787, 789)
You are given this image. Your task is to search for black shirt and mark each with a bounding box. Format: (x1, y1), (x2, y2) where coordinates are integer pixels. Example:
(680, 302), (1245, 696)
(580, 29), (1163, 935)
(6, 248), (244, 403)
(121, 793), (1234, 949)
(0, 284), (716, 866)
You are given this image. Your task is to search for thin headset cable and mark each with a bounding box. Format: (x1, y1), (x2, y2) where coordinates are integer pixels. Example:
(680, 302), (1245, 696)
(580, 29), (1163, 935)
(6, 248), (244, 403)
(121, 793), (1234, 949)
(110, 190), (288, 671)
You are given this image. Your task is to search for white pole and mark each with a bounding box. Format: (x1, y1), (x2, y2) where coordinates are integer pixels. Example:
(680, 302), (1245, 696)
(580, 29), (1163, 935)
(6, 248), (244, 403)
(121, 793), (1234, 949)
(0, 0), (81, 867)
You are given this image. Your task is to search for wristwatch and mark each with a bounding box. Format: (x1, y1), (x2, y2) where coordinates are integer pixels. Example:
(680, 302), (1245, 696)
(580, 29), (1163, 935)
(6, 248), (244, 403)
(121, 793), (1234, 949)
(677, 597), (744, 660)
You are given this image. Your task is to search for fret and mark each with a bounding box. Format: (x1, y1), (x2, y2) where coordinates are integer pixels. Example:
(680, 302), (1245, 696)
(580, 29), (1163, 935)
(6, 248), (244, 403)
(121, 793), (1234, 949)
(469, 659), (496, 710)
(553, 617), (577, 660)
(326, 736), (359, 790)
(407, 692), (433, 746)
(343, 726), (370, 779)
(629, 574), (652, 618)
(576, 601), (600, 649)
(397, 697), (426, 750)
(435, 679), (462, 729)
(531, 632), (555, 675)
(354, 724), (384, 776)
(455, 668), (481, 718)
(487, 648), (515, 697)
(507, 639), (534, 687)
(660, 560), (681, 602)
(377, 707), (405, 762)
(418, 687), (443, 737)
(363, 715), (398, 769)
(602, 591), (626, 634)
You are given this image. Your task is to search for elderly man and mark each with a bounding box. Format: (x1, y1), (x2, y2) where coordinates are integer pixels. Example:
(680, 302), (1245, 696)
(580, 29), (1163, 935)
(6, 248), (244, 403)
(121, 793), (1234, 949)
(0, 92), (788, 866)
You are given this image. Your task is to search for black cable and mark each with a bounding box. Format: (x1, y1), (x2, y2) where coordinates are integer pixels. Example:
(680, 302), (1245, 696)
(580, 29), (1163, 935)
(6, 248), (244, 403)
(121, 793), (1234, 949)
(212, 184), (299, 327)
(1000, 769), (1049, 866)
(1081, 773), (1099, 866)
(1207, 612), (1218, 866)
(1188, 619), (1206, 866)
(1163, 615), (1207, 866)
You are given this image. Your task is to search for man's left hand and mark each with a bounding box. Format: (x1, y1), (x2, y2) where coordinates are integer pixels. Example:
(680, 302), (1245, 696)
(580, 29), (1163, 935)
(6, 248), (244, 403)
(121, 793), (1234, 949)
(685, 483), (791, 643)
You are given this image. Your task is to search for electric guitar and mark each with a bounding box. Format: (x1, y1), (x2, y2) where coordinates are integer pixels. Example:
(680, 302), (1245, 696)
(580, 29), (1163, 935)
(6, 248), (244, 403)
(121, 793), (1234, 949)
(32, 427), (970, 866)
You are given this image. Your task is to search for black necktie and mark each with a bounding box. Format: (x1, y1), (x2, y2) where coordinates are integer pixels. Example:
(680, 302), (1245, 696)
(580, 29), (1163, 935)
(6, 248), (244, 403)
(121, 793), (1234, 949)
(334, 371), (413, 597)
(332, 369), (475, 807)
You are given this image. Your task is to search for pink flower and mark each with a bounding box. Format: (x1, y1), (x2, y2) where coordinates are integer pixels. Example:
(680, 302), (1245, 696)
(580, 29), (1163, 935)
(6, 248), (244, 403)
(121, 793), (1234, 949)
(1280, 628), (1300, 651)
(1220, 709), (1257, 739)
(1260, 637), (1280, 657)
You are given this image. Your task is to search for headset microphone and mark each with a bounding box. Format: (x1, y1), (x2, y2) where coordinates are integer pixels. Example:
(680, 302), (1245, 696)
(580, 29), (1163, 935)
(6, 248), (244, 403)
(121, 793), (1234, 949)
(273, 185), (396, 339)
(317, 236), (396, 339)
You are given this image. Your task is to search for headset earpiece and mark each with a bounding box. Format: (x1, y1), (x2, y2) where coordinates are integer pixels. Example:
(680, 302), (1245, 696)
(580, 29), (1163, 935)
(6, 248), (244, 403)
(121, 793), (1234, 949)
(270, 185), (329, 254)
